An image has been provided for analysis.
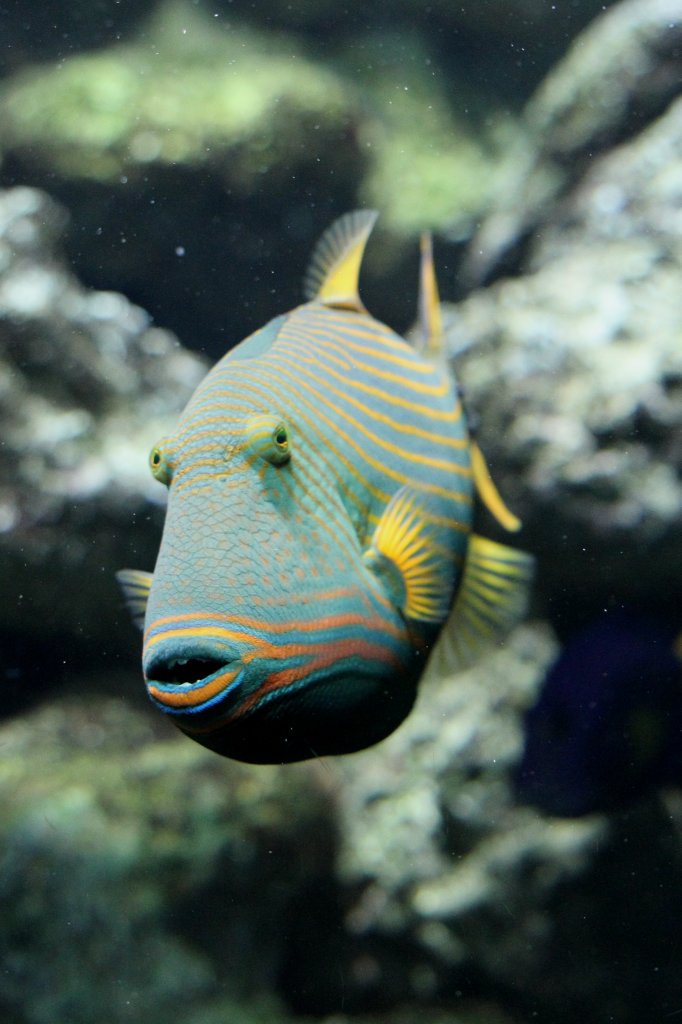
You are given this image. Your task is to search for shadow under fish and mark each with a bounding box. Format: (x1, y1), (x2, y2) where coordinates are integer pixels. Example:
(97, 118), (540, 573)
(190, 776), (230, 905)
(118, 211), (532, 764)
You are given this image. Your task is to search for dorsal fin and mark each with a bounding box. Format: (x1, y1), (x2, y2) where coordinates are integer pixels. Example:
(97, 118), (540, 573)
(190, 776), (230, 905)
(303, 209), (378, 311)
(470, 439), (522, 533)
(417, 232), (444, 358)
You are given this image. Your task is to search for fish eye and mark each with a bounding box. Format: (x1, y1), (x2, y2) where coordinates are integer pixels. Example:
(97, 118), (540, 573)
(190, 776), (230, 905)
(245, 415), (291, 466)
(149, 443), (172, 485)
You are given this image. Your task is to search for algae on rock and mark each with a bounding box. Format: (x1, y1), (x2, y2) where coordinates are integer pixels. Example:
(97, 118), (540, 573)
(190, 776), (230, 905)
(1, 4), (352, 189)
(0, 694), (331, 1024)
(0, 0), (498, 236)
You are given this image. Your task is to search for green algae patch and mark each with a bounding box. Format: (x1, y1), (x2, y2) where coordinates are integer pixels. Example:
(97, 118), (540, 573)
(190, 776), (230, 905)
(346, 32), (494, 235)
(0, 1), (503, 234)
(0, 4), (352, 186)
(0, 692), (334, 1023)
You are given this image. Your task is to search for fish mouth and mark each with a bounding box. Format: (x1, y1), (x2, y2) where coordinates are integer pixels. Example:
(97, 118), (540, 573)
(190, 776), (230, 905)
(144, 650), (245, 714)
(151, 656), (227, 685)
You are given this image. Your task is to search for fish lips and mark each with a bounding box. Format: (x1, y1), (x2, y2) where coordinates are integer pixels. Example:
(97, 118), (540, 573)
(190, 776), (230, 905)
(143, 647), (246, 716)
(143, 642), (419, 764)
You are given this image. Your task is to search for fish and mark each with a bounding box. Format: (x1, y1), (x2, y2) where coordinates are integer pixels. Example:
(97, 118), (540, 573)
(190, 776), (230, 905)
(514, 612), (682, 817)
(117, 210), (532, 764)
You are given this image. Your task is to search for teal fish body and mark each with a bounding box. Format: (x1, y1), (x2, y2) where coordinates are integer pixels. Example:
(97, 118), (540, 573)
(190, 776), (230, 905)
(118, 212), (531, 763)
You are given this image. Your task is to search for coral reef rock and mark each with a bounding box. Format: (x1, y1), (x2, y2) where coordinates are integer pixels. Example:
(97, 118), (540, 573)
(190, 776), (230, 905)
(448, 0), (682, 615)
(0, 185), (206, 670)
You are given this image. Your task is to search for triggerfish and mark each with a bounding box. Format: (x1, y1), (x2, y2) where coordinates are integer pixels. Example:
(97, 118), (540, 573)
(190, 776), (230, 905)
(118, 211), (532, 764)
(515, 612), (682, 816)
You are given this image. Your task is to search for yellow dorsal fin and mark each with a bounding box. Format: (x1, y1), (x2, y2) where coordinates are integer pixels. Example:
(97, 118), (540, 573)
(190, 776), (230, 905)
(303, 209), (378, 311)
(470, 439), (522, 533)
(418, 232), (444, 358)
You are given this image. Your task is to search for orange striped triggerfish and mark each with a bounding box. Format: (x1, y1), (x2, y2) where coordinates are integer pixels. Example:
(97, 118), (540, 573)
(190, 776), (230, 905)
(118, 211), (532, 764)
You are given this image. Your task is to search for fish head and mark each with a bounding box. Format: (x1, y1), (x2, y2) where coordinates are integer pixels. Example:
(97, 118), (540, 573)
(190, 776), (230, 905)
(139, 382), (419, 764)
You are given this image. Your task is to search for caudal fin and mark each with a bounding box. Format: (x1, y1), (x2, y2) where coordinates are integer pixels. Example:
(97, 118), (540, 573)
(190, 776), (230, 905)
(429, 533), (534, 674)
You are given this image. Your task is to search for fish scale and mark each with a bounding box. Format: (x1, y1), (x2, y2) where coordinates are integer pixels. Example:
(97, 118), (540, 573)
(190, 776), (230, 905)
(118, 210), (533, 764)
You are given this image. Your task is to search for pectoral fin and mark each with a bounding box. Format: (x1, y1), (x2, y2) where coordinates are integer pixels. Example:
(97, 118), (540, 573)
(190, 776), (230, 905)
(363, 486), (455, 625)
(116, 568), (153, 630)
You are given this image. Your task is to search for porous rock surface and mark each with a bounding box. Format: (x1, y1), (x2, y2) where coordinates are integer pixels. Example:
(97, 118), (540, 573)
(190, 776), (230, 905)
(0, 185), (206, 658)
(449, 0), (682, 616)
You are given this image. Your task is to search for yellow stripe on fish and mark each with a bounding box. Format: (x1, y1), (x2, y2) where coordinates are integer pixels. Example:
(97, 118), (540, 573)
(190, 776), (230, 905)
(117, 210), (532, 764)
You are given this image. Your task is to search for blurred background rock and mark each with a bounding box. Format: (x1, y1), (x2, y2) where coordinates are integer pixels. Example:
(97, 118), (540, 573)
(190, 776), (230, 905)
(0, 0), (618, 352)
(1, 1), (682, 1023)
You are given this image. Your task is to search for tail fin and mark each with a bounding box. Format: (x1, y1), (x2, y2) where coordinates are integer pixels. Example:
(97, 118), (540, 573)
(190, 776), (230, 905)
(429, 533), (534, 674)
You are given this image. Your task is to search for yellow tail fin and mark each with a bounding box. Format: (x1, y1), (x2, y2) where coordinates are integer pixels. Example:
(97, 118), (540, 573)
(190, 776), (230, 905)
(429, 533), (534, 674)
